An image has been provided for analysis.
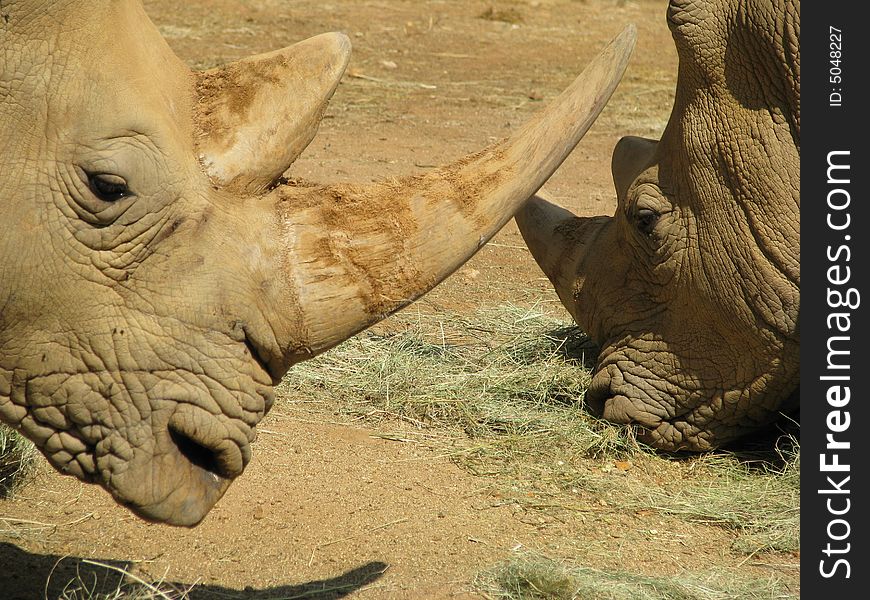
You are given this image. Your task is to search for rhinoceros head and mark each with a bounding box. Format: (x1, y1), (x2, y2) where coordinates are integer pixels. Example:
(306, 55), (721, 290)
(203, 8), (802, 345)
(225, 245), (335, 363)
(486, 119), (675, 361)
(516, 0), (800, 451)
(0, 0), (635, 524)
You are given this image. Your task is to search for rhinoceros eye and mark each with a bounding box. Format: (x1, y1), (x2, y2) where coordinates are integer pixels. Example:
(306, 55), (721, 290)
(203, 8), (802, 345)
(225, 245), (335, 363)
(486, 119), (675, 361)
(635, 206), (660, 236)
(88, 173), (130, 202)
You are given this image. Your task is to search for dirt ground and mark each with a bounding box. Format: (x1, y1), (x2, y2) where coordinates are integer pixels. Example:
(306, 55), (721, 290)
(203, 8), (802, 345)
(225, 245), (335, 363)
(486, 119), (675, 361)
(0, 1), (798, 598)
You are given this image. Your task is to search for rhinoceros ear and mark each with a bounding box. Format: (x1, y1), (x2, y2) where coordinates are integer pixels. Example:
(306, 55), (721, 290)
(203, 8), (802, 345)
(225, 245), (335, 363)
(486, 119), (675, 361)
(195, 32), (351, 193)
(610, 136), (658, 201)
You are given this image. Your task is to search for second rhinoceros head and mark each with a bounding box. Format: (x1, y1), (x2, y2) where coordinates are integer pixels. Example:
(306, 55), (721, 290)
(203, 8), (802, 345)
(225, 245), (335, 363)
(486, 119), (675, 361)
(517, 0), (800, 451)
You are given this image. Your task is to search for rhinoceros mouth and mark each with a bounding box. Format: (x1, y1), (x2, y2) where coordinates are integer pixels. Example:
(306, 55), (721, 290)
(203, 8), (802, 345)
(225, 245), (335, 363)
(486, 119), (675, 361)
(112, 458), (233, 527)
(584, 378), (667, 430)
(583, 357), (750, 452)
(98, 401), (255, 526)
(583, 359), (692, 449)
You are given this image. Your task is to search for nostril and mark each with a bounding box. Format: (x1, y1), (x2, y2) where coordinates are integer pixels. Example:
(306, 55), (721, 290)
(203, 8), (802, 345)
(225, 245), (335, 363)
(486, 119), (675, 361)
(168, 426), (226, 478)
(583, 378), (609, 416)
(167, 407), (249, 480)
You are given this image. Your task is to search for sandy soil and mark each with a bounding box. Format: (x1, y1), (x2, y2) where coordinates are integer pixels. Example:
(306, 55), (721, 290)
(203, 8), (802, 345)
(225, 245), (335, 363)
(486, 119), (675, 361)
(0, 1), (798, 598)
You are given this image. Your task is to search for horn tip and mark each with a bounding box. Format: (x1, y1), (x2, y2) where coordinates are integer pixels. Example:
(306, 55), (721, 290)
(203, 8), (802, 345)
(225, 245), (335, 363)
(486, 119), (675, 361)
(613, 23), (638, 55)
(319, 31), (353, 59)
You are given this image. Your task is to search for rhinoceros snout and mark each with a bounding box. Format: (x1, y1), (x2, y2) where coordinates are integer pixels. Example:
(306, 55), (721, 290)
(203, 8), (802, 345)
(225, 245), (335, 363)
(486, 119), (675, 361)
(110, 404), (254, 526)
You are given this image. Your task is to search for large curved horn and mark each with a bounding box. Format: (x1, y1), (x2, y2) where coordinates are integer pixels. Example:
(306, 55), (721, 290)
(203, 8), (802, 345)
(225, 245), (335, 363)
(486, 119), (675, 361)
(263, 26), (636, 363)
(195, 32), (351, 194)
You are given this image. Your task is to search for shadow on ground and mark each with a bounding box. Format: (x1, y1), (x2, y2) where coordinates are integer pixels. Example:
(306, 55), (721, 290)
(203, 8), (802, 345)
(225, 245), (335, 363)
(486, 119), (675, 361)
(0, 542), (387, 599)
(545, 325), (599, 371)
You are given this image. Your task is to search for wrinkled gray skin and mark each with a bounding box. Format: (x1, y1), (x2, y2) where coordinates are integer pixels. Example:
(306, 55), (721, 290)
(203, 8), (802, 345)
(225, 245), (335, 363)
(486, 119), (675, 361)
(0, 0), (635, 524)
(516, 0), (800, 451)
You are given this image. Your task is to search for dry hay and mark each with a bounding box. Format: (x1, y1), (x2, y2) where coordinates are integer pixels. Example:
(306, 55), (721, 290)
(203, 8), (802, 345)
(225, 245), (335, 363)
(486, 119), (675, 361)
(279, 304), (800, 556)
(476, 552), (797, 600)
(0, 424), (39, 498)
